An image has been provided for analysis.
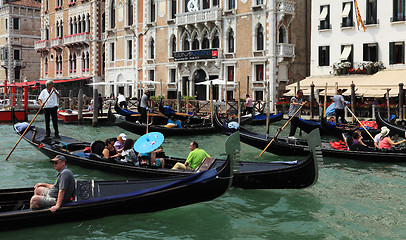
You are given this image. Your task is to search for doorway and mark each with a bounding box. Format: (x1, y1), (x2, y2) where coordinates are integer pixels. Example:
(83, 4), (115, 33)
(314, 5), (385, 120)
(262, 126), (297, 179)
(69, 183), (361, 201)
(193, 69), (207, 100)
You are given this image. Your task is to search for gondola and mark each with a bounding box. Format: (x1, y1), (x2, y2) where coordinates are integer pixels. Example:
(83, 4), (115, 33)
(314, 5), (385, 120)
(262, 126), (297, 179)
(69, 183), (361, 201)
(0, 134), (236, 231)
(109, 106), (219, 136)
(12, 110), (319, 189)
(249, 112), (283, 125)
(296, 118), (329, 135)
(214, 110), (312, 156)
(320, 117), (380, 139)
(376, 111), (406, 138)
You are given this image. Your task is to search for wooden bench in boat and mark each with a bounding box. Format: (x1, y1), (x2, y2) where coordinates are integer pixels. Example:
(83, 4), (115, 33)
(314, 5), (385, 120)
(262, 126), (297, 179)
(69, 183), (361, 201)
(195, 157), (216, 172)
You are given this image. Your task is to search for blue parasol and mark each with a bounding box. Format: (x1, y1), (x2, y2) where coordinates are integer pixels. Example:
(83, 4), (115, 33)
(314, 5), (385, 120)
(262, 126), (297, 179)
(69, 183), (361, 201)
(133, 132), (164, 154)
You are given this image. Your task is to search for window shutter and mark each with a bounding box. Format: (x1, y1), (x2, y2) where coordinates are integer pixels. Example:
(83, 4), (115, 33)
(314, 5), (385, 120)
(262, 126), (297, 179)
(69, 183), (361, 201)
(363, 44), (368, 61)
(403, 41), (405, 64)
(375, 43), (379, 62)
(318, 46), (322, 66)
(326, 46), (330, 66)
(389, 42), (394, 64)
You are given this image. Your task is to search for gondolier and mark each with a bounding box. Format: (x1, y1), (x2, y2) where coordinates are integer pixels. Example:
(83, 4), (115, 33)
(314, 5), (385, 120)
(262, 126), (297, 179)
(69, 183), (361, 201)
(332, 89), (347, 124)
(38, 80), (61, 138)
(138, 90), (150, 124)
(288, 90), (306, 137)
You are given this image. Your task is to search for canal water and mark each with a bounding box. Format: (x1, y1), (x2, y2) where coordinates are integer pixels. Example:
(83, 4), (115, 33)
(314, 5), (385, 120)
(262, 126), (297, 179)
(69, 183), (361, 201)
(0, 116), (405, 239)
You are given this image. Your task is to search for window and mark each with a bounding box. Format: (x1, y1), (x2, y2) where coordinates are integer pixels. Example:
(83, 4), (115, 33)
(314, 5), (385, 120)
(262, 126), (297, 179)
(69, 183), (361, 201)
(171, 36), (176, 57)
(363, 43), (378, 62)
(128, 0), (133, 26)
(192, 35), (199, 50)
(150, 38), (154, 59)
(171, 0), (176, 19)
(227, 66), (234, 82)
(366, 0), (378, 24)
(202, 33), (209, 49)
(212, 30), (219, 48)
(278, 26), (286, 43)
(151, 0), (156, 22)
(319, 5), (330, 30)
(1, 48), (8, 60)
(45, 57), (48, 74)
(110, 42), (115, 61)
(228, 0), (235, 10)
(341, 2), (353, 27)
(15, 69), (20, 80)
(111, 0), (116, 28)
(183, 36), (190, 51)
(257, 25), (264, 51)
(102, 13), (106, 32)
(13, 50), (20, 60)
(255, 65), (264, 81)
(149, 70), (155, 81)
(45, 26), (49, 40)
(227, 91), (233, 101)
(203, 0), (209, 9)
(389, 41), (404, 64)
(318, 46), (330, 66)
(228, 29), (234, 53)
(170, 69), (176, 82)
(213, 0), (218, 7)
(255, 91), (263, 101)
(13, 18), (19, 30)
(86, 52), (89, 71)
(393, 0), (405, 22)
(339, 45), (353, 67)
(5, 18), (8, 30)
(128, 40), (132, 59)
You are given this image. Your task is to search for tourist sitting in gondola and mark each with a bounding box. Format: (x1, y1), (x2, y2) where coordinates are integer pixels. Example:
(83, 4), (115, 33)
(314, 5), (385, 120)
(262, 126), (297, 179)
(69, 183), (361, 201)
(138, 147), (165, 168)
(172, 141), (210, 170)
(120, 138), (139, 165)
(167, 116), (182, 128)
(103, 138), (121, 160)
(377, 127), (406, 150)
(349, 130), (371, 151)
(114, 133), (127, 153)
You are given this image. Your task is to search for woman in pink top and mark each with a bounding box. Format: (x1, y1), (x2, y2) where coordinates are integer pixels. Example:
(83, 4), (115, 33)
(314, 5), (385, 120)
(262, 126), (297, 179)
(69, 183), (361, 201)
(378, 128), (406, 149)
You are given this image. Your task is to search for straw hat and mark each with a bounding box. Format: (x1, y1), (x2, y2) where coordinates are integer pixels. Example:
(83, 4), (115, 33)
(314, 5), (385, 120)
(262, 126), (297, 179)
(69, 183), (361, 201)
(381, 126), (390, 137)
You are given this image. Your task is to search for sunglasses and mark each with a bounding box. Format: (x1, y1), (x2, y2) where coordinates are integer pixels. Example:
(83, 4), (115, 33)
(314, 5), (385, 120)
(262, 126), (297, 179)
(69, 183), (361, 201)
(52, 160), (62, 165)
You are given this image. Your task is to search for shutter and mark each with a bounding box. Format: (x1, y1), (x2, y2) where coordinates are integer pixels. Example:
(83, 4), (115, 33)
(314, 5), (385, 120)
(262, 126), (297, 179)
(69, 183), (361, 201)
(375, 43), (379, 62)
(319, 46), (322, 66)
(363, 44), (368, 61)
(403, 41), (405, 64)
(389, 42), (394, 64)
(326, 46), (330, 66)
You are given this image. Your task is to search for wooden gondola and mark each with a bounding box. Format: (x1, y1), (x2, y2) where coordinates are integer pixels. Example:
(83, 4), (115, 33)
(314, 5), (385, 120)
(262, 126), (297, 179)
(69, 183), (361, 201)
(109, 106), (219, 136)
(376, 111), (406, 138)
(215, 111), (406, 163)
(0, 134), (235, 231)
(320, 117), (381, 139)
(12, 110), (319, 189)
(249, 112), (283, 125)
(296, 118), (329, 135)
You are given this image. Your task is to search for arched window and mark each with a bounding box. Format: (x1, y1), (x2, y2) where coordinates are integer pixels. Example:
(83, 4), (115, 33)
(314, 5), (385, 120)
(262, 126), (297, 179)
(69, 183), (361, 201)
(202, 32), (209, 49)
(257, 24), (264, 51)
(45, 57), (48, 74)
(74, 16), (77, 34)
(212, 30), (219, 48)
(150, 0), (156, 22)
(171, 36), (176, 57)
(59, 54), (62, 73)
(73, 54), (77, 72)
(45, 26), (49, 40)
(69, 18), (73, 35)
(150, 38), (155, 59)
(228, 29), (234, 53)
(278, 26), (286, 43)
(69, 54), (72, 72)
(78, 16), (82, 33)
(111, 0), (116, 28)
(192, 34), (199, 50)
(183, 35), (190, 51)
(82, 52), (85, 72)
(55, 55), (59, 73)
(82, 14), (86, 33)
(128, 0), (133, 26)
(102, 13), (106, 32)
(86, 14), (90, 33)
(86, 52), (90, 71)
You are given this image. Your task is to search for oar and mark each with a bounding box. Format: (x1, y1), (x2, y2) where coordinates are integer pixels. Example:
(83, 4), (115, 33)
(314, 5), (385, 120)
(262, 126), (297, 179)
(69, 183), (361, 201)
(259, 104), (304, 157)
(5, 89), (55, 161)
(146, 111), (149, 134)
(345, 106), (374, 141)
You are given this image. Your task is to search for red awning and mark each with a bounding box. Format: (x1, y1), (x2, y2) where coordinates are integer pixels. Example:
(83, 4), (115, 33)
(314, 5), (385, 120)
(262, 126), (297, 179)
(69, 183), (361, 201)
(1, 77), (89, 87)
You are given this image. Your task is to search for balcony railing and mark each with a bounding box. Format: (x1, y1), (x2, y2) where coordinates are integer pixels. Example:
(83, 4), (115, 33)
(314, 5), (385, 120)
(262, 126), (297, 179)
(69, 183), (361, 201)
(64, 32), (90, 46)
(277, 43), (295, 58)
(1, 60), (8, 67)
(391, 15), (406, 22)
(34, 40), (49, 51)
(50, 37), (63, 48)
(340, 20), (354, 28)
(277, 0), (295, 15)
(13, 60), (23, 67)
(318, 22), (331, 30)
(176, 8), (222, 26)
(364, 18), (379, 25)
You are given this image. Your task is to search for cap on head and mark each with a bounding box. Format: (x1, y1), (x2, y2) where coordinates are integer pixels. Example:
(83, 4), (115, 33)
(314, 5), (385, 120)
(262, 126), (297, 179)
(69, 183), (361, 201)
(50, 155), (66, 163)
(119, 133), (127, 141)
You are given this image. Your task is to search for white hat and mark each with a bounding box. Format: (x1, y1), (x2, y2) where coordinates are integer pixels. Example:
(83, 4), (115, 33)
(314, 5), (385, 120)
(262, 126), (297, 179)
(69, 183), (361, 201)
(119, 133), (127, 141)
(381, 126), (390, 137)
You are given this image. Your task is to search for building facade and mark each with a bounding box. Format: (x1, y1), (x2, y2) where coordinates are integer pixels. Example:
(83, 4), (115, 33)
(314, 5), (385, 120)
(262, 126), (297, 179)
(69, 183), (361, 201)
(35, 0), (105, 96)
(0, 0), (41, 88)
(312, 0), (406, 77)
(105, 0), (310, 107)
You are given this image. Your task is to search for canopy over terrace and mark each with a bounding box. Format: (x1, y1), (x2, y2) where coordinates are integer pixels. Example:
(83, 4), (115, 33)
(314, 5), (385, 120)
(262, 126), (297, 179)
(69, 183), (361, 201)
(284, 70), (405, 98)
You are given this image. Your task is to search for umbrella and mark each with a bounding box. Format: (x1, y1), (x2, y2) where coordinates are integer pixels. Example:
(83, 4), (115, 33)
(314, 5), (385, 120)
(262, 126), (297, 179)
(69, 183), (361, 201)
(134, 132), (164, 154)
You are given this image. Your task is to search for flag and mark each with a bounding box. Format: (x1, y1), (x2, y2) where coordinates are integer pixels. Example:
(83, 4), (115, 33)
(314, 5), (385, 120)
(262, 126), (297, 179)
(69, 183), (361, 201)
(353, 0), (366, 31)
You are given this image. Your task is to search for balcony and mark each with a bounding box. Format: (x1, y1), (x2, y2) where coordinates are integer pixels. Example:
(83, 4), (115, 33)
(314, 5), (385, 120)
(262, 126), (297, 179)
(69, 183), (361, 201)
(276, 43), (295, 58)
(13, 60), (23, 67)
(176, 8), (222, 27)
(1, 59), (8, 67)
(50, 37), (63, 49)
(277, 0), (295, 15)
(64, 32), (90, 47)
(34, 40), (49, 52)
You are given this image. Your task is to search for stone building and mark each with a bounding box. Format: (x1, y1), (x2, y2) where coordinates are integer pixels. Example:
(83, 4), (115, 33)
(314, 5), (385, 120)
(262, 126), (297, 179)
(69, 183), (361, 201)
(0, 0), (41, 89)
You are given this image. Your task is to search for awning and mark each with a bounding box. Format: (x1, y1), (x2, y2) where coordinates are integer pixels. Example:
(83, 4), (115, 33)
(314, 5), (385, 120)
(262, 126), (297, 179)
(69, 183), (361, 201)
(341, 2), (351, 18)
(339, 45), (352, 60)
(195, 79), (237, 86)
(319, 6), (328, 21)
(1, 77), (89, 87)
(286, 70), (406, 98)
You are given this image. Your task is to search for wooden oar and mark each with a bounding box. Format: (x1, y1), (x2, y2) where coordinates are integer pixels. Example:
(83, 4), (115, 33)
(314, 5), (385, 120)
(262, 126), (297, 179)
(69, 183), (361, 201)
(146, 111), (149, 134)
(259, 104), (304, 157)
(5, 89), (55, 161)
(345, 106), (374, 141)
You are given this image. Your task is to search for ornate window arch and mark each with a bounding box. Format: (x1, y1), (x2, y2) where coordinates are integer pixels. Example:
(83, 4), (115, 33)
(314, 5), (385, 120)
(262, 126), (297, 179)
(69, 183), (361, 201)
(227, 28), (234, 53)
(181, 32), (190, 51)
(191, 31), (199, 50)
(45, 57), (48, 74)
(278, 25), (287, 43)
(211, 28), (220, 48)
(256, 24), (264, 51)
(169, 34), (176, 57)
(202, 30), (209, 49)
(111, 0), (116, 28)
(128, 0), (133, 26)
(149, 38), (155, 59)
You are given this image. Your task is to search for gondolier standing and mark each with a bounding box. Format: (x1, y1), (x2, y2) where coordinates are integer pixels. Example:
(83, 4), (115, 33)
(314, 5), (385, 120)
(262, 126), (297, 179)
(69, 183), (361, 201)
(138, 90), (150, 124)
(38, 80), (61, 138)
(288, 90), (306, 137)
(332, 89), (347, 123)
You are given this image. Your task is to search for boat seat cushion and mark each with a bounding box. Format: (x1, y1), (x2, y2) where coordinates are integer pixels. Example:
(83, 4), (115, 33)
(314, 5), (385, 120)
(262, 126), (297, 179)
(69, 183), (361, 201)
(90, 141), (105, 155)
(195, 157), (216, 172)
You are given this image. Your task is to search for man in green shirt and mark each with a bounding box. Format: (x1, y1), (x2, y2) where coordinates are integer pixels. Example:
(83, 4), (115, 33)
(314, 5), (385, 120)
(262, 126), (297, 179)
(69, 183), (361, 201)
(172, 141), (210, 170)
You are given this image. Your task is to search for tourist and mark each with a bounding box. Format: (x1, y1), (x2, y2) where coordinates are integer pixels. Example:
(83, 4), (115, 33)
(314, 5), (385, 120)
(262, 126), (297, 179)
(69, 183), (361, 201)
(103, 138), (121, 160)
(38, 80), (61, 138)
(121, 139), (139, 165)
(30, 155), (75, 212)
(114, 133), (127, 153)
(172, 141), (210, 170)
(377, 127), (406, 150)
(332, 89), (347, 124)
(288, 90), (306, 137)
(139, 147), (165, 168)
(349, 130), (369, 151)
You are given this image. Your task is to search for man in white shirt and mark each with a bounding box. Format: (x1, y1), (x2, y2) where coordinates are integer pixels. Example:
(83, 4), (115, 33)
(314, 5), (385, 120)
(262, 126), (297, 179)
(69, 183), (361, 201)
(117, 93), (127, 108)
(38, 80), (61, 138)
